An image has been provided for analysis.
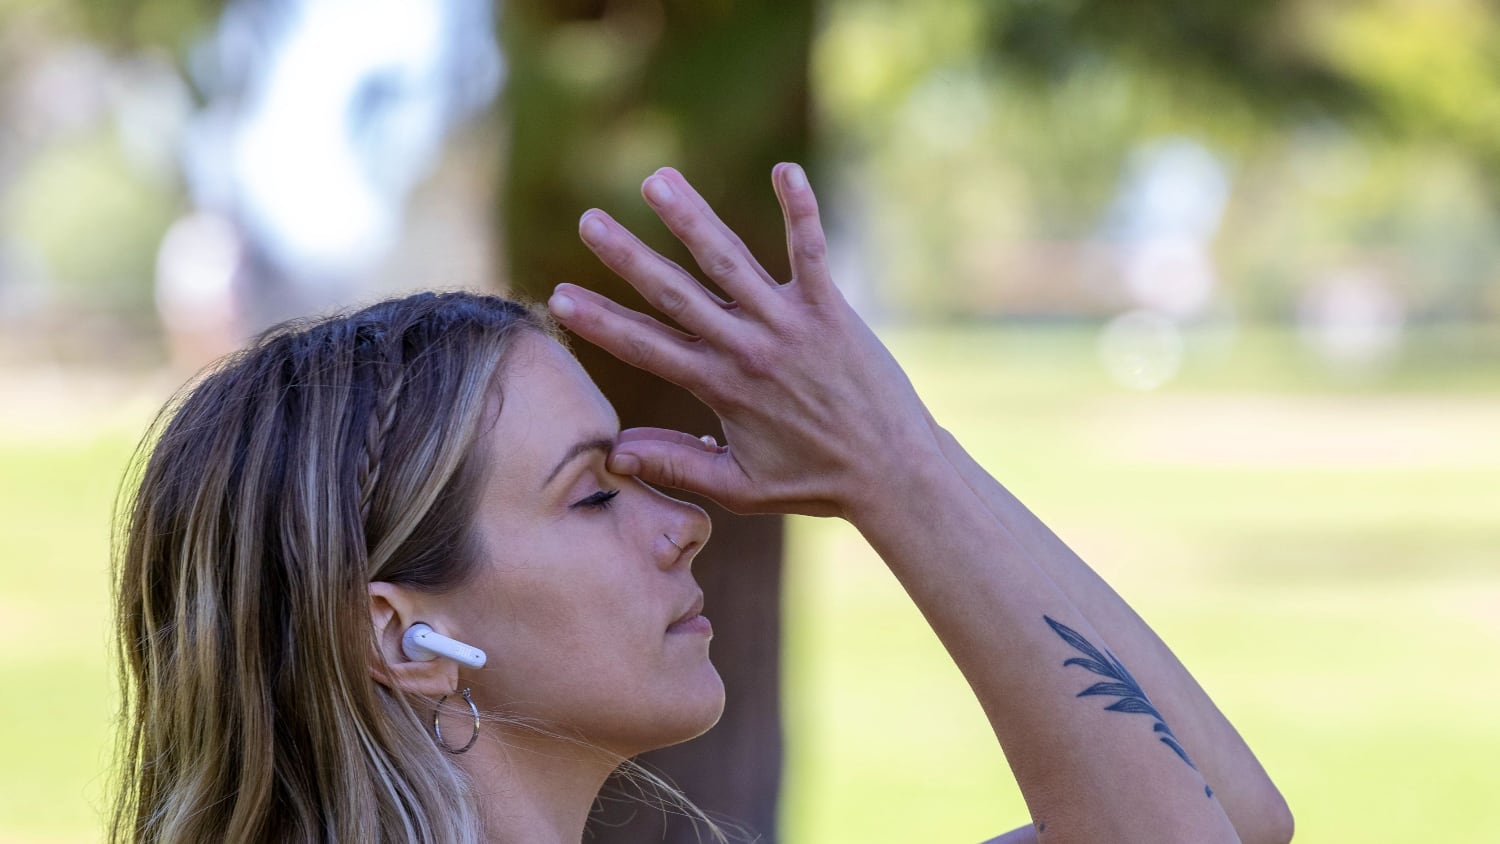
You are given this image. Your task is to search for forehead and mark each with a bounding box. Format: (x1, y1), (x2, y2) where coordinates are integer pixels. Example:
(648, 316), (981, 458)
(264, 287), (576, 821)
(486, 333), (618, 480)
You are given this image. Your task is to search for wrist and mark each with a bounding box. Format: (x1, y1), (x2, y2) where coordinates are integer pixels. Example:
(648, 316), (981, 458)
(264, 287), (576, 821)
(837, 436), (960, 529)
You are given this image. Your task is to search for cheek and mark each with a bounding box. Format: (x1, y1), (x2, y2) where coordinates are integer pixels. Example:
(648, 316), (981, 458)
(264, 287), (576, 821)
(474, 568), (654, 691)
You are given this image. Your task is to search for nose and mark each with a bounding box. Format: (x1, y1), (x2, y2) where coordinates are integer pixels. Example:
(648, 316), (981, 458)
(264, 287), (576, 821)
(657, 494), (711, 570)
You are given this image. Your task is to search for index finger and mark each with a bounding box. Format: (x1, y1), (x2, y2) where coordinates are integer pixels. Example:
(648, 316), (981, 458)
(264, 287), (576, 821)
(547, 283), (709, 391)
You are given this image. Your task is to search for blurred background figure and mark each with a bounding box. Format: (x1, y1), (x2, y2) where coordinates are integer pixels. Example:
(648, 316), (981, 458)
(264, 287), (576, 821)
(2, 1), (1498, 842)
(1297, 266), (1406, 379)
(1099, 138), (1229, 391)
(158, 0), (501, 368)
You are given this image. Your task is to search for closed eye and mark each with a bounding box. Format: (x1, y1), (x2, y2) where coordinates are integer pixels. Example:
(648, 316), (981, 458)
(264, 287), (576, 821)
(572, 489), (619, 510)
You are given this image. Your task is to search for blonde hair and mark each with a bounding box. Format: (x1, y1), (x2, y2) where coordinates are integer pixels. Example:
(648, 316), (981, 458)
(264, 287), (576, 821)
(111, 292), (548, 842)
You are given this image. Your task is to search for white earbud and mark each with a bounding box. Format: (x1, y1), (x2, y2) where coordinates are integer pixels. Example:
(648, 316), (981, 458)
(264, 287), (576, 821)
(401, 623), (487, 668)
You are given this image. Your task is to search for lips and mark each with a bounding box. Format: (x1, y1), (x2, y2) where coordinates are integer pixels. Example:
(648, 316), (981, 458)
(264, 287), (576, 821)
(667, 592), (711, 636)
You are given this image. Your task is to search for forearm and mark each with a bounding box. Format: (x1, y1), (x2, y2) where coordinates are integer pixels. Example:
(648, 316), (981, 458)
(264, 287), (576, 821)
(928, 423), (1292, 843)
(848, 458), (1240, 844)
(553, 159), (1289, 840)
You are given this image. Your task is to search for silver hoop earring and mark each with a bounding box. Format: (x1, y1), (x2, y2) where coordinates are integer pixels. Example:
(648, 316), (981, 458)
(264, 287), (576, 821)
(433, 687), (480, 754)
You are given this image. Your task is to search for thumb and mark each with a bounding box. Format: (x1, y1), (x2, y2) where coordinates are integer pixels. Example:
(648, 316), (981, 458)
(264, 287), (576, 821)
(609, 439), (746, 506)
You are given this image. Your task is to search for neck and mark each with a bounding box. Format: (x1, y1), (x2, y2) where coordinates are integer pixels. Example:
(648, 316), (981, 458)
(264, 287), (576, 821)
(456, 722), (622, 844)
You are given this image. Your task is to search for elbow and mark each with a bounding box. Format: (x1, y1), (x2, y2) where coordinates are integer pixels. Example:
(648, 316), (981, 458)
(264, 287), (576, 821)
(1248, 787), (1295, 844)
(1270, 796), (1295, 844)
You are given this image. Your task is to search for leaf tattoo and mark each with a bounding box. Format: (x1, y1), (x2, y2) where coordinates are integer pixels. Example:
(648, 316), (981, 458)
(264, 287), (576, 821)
(1044, 616), (1214, 798)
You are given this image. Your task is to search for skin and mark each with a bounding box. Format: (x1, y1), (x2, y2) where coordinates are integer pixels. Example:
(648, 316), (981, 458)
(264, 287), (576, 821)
(368, 162), (1291, 843)
(369, 333), (722, 843)
(547, 164), (1292, 843)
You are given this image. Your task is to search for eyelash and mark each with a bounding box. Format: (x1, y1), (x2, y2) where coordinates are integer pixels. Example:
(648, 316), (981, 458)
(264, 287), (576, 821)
(572, 489), (619, 511)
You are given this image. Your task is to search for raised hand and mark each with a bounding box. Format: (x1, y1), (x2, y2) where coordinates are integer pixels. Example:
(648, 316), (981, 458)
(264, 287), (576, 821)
(550, 167), (1289, 844)
(547, 164), (941, 519)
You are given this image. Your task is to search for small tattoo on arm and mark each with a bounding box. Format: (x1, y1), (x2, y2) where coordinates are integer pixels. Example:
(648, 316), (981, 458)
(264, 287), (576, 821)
(1044, 615), (1214, 798)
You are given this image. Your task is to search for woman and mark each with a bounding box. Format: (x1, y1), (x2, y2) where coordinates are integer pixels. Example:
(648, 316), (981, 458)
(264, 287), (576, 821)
(113, 164), (1292, 843)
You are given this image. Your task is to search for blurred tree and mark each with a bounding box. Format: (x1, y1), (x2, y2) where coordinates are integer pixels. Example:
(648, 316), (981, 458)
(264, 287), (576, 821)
(984, 0), (1366, 116)
(501, 2), (811, 841)
(981, 0), (1500, 177)
(3, 0), (221, 56)
(811, 0), (1500, 319)
(19, 0), (1500, 836)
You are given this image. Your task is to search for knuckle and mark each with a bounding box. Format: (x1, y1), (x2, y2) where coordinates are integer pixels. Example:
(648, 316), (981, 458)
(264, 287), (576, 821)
(737, 343), (778, 379)
(662, 202), (692, 227)
(603, 241), (637, 273)
(625, 335), (656, 369)
(655, 284), (689, 317)
(703, 249), (739, 280)
(659, 454), (686, 489)
(795, 231), (827, 264)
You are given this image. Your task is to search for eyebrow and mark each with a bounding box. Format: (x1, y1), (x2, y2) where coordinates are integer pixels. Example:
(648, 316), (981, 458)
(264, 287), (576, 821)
(541, 436), (616, 491)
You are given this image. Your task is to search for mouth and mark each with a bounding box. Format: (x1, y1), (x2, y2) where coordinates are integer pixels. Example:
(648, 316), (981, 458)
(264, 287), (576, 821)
(667, 592), (711, 636)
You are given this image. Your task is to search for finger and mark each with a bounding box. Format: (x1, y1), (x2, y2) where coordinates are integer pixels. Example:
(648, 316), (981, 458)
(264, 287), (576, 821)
(597, 210), (733, 308)
(617, 426), (726, 453)
(652, 167), (779, 289)
(607, 437), (748, 509)
(642, 169), (780, 317)
(550, 281), (699, 342)
(548, 283), (707, 389)
(772, 162), (835, 300)
(579, 210), (733, 336)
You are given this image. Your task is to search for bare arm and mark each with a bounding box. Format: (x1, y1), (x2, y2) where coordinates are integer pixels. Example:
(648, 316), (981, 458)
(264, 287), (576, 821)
(983, 826), (1040, 844)
(833, 436), (1237, 842)
(549, 163), (1287, 843)
(930, 423), (1293, 843)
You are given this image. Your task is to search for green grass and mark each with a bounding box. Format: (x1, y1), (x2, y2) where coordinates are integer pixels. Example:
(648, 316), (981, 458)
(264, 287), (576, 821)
(3, 325), (1498, 842)
(780, 325), (1500, 842)
(0, 436), (135, 842)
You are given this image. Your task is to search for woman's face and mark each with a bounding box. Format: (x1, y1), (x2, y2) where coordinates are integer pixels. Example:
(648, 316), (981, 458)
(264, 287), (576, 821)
(446, 332), (723, 756)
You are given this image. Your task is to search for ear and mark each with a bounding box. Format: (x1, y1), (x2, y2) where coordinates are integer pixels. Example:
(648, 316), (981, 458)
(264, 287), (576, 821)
(368, 581), (459, 697)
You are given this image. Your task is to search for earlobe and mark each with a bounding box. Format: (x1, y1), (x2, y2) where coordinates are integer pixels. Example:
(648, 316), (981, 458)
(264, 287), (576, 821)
(367, 582), (460, 697)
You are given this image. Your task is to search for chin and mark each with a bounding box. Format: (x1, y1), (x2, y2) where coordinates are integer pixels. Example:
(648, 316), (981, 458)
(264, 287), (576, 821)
(615, 661), (726, 756)
(572, 656), (727, 759)
(659, 661), (727, 748)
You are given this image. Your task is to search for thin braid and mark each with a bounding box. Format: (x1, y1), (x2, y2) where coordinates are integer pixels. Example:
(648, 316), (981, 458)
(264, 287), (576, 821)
(357, 326), (404, 526)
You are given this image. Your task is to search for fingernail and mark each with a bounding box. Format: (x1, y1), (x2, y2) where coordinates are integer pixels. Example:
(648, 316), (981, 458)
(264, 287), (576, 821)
(784, 163), (807, 190)
(643, 176), (674, 205)
(609, 452), (640, 475)
(579, 213), (607, 245)
(548, 292), (576, 320)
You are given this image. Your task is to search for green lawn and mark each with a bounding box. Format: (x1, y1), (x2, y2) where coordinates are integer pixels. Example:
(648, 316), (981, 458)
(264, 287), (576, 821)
(3, 325), (1497, 842)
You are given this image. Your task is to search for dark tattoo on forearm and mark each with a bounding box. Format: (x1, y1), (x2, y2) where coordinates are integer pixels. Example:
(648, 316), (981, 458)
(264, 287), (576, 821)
(1044, 616), (1214, 798)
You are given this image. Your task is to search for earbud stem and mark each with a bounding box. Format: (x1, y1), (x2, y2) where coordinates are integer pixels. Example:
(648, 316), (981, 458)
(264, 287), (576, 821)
(401, 623), (487, 668)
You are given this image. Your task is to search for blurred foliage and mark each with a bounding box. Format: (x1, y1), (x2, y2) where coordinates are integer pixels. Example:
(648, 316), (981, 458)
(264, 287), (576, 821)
(814, 0), (1500, 320)
(13, 0), (1500, 324)
(3, 2), (1499, 842)
(2, 130), (177, 313)
(984, 0), (1368, 118)
(822, 0), (1500, 169)
(0, 0), (220, 56)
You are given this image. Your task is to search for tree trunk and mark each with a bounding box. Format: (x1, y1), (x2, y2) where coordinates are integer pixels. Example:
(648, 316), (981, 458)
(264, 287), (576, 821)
(500, 2), (812, 840)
